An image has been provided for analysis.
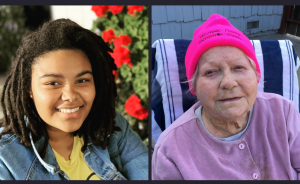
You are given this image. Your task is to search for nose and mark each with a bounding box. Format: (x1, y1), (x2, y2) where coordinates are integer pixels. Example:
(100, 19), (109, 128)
(61, 84), (78, 102)
(220, 70), (238, 90)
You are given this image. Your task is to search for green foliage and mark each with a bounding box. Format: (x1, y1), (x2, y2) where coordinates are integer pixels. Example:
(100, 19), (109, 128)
(91, 6), (148, 144)
(0, 6), (26, 72)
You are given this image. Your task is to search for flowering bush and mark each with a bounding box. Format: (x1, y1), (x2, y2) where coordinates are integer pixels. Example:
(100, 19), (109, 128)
(127, 6), (144, 17)
(113, 35), (132, 47)
(91, 6), (108, 17)
(107, 5), (123, 15)
(125, 95), (148, 120)
(111, 46), (132, 67)
(102, 29), (115, 43)
(91, 5), (148, 143)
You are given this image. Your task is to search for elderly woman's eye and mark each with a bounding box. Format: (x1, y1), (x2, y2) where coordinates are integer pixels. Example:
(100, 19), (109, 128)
(205, 71), (215, 75)
(235, 66), (243, 70)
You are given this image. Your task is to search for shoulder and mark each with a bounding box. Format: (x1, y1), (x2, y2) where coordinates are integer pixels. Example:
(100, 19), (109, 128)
(156, 101), (201, 146)
(114, 111), (129, 130)
(0, 129), (19, 149)
(0, 128), (32, 156)
(0, 130), (36, 180)
(255, 91), (294, 113)
(108, 111), (134, 145)
(256, 91), (291, 101)
(250, 91), (299, 133)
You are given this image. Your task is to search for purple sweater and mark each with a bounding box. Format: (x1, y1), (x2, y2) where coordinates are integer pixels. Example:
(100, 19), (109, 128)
(152, 92), (300, 180)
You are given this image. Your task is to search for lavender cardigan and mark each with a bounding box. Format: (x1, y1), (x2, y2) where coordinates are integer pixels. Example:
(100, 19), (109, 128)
(152, 92), (300, 180)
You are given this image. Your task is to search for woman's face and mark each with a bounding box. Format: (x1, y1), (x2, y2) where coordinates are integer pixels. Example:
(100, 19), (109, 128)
(195, 46), (258, 121)
(31, 49), (96, 133)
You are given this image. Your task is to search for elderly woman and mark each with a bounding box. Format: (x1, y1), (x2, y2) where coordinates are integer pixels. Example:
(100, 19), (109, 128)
(152, 14), (300, 180)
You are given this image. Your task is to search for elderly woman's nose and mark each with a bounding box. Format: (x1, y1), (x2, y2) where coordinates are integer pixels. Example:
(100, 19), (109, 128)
(220, 71), (238, 89)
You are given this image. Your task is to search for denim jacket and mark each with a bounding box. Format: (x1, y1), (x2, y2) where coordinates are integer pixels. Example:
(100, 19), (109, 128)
(0, 112), (148, 180)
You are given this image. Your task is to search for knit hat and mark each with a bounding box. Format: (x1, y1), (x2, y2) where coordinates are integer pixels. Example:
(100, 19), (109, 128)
(185, 14), (260, 95)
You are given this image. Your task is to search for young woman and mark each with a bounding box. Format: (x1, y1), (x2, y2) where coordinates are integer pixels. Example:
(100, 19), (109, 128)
(0, 19), (148, 180)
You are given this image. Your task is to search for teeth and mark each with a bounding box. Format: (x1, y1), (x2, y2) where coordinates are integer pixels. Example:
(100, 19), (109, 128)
(58, 107), (80, 113)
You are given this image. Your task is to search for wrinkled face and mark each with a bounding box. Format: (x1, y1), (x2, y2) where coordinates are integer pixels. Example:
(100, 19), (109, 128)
(195, 46), (258, 121)
(31, 49), (96, 133)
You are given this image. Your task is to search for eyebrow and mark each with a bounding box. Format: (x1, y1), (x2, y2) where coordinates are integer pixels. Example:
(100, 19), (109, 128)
(76, 70), (93, 77)
(39, 70), (93, 79)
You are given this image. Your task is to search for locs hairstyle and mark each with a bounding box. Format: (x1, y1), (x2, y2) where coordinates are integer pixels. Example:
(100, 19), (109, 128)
(0, 19), (121, 158)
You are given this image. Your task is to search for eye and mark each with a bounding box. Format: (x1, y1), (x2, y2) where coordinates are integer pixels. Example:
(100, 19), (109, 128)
(77, 79), (89, 83)
(46, 82), (59, 86)
(235, 66), (243, 70)
(205, 70), (215, 76)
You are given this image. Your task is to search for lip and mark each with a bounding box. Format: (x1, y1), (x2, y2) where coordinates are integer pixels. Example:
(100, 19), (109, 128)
(218, 97), (242, 103)
(56, 105), (83, 110)
(55, 105), (84, 118)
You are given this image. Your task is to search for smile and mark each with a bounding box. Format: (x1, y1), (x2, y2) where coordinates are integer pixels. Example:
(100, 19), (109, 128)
(57, 107), (80, 113)
(219, 97), (242, 102)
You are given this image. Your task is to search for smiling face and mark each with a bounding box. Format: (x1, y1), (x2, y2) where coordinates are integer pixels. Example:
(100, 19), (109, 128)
(195, 46), (258, 122)
(31, 49), (96, 133)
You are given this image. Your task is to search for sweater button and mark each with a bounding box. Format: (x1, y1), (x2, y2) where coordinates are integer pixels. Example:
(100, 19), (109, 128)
(238, 143), (245, 150)
(252, 173), (259, 180)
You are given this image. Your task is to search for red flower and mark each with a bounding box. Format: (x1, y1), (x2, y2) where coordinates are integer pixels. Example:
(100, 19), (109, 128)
(127, 5), (144, 17)
(113, 35), (132, 48)
(110, 46), (132, 67)
(112, 70), (118, 80)
(102, 29), (115, 44)
(125, 95), (148, 120)
(108, 5), (123, 15)
(91, 6), (108, 17)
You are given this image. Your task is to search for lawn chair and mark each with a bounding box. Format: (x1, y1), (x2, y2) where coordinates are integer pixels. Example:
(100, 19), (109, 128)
(151, 39), (300, 143)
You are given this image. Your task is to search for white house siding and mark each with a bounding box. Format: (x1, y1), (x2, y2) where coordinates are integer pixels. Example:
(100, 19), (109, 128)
(50, 6), (97, 30)
(152, 5), (284, 44)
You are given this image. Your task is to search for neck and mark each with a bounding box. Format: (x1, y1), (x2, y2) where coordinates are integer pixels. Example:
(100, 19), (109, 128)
(46, 125), (73, 143)
(201, 107), (249, 138)
(46, 125), (74, 161)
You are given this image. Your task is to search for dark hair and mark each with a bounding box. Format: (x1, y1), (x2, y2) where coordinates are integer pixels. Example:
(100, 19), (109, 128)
(0, 19), (121, 158)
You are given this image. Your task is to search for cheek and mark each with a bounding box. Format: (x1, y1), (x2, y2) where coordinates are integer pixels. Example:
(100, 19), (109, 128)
(81, 86), (96, 104)
(238, 72), (258, 105)
(241, 72), (258, 93)
(33, 90), (58, 112)
(196, 78), (218, 103)
(31, 85), (58, 113)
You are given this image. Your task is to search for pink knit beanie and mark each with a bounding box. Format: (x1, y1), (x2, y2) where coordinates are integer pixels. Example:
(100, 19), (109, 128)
(185, 14), (260, 95)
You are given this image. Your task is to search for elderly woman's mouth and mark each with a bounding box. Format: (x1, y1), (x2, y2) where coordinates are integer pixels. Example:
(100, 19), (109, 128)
(218, 97), (242, 102)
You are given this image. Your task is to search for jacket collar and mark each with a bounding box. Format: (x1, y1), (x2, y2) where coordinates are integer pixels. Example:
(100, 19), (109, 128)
(28, 132), (114, 178)
(25, 116), (119, 179)
(29, 132), (60, 174)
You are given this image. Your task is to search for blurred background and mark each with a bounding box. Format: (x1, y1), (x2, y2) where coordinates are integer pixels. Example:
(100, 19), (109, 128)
(0, 5), (148, 144)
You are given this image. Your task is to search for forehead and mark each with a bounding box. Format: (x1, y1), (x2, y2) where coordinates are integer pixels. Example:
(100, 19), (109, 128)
(32, 49), (92, 74)
(199, 46), (248, 66)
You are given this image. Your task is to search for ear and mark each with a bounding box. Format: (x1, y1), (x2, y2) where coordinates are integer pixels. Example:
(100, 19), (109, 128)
(29, 91), (33, 98)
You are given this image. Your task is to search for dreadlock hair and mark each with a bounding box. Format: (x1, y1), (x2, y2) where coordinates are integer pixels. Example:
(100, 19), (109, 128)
(0, 19), (121, 158)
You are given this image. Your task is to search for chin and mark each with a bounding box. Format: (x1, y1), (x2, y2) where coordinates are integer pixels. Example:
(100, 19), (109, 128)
(60, 123), (83, 133)
(218, 108), (248, 120)
(61, 127), (81, 133)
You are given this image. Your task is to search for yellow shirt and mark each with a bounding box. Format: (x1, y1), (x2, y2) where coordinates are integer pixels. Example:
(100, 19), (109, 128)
(52, 136), (101, 180)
